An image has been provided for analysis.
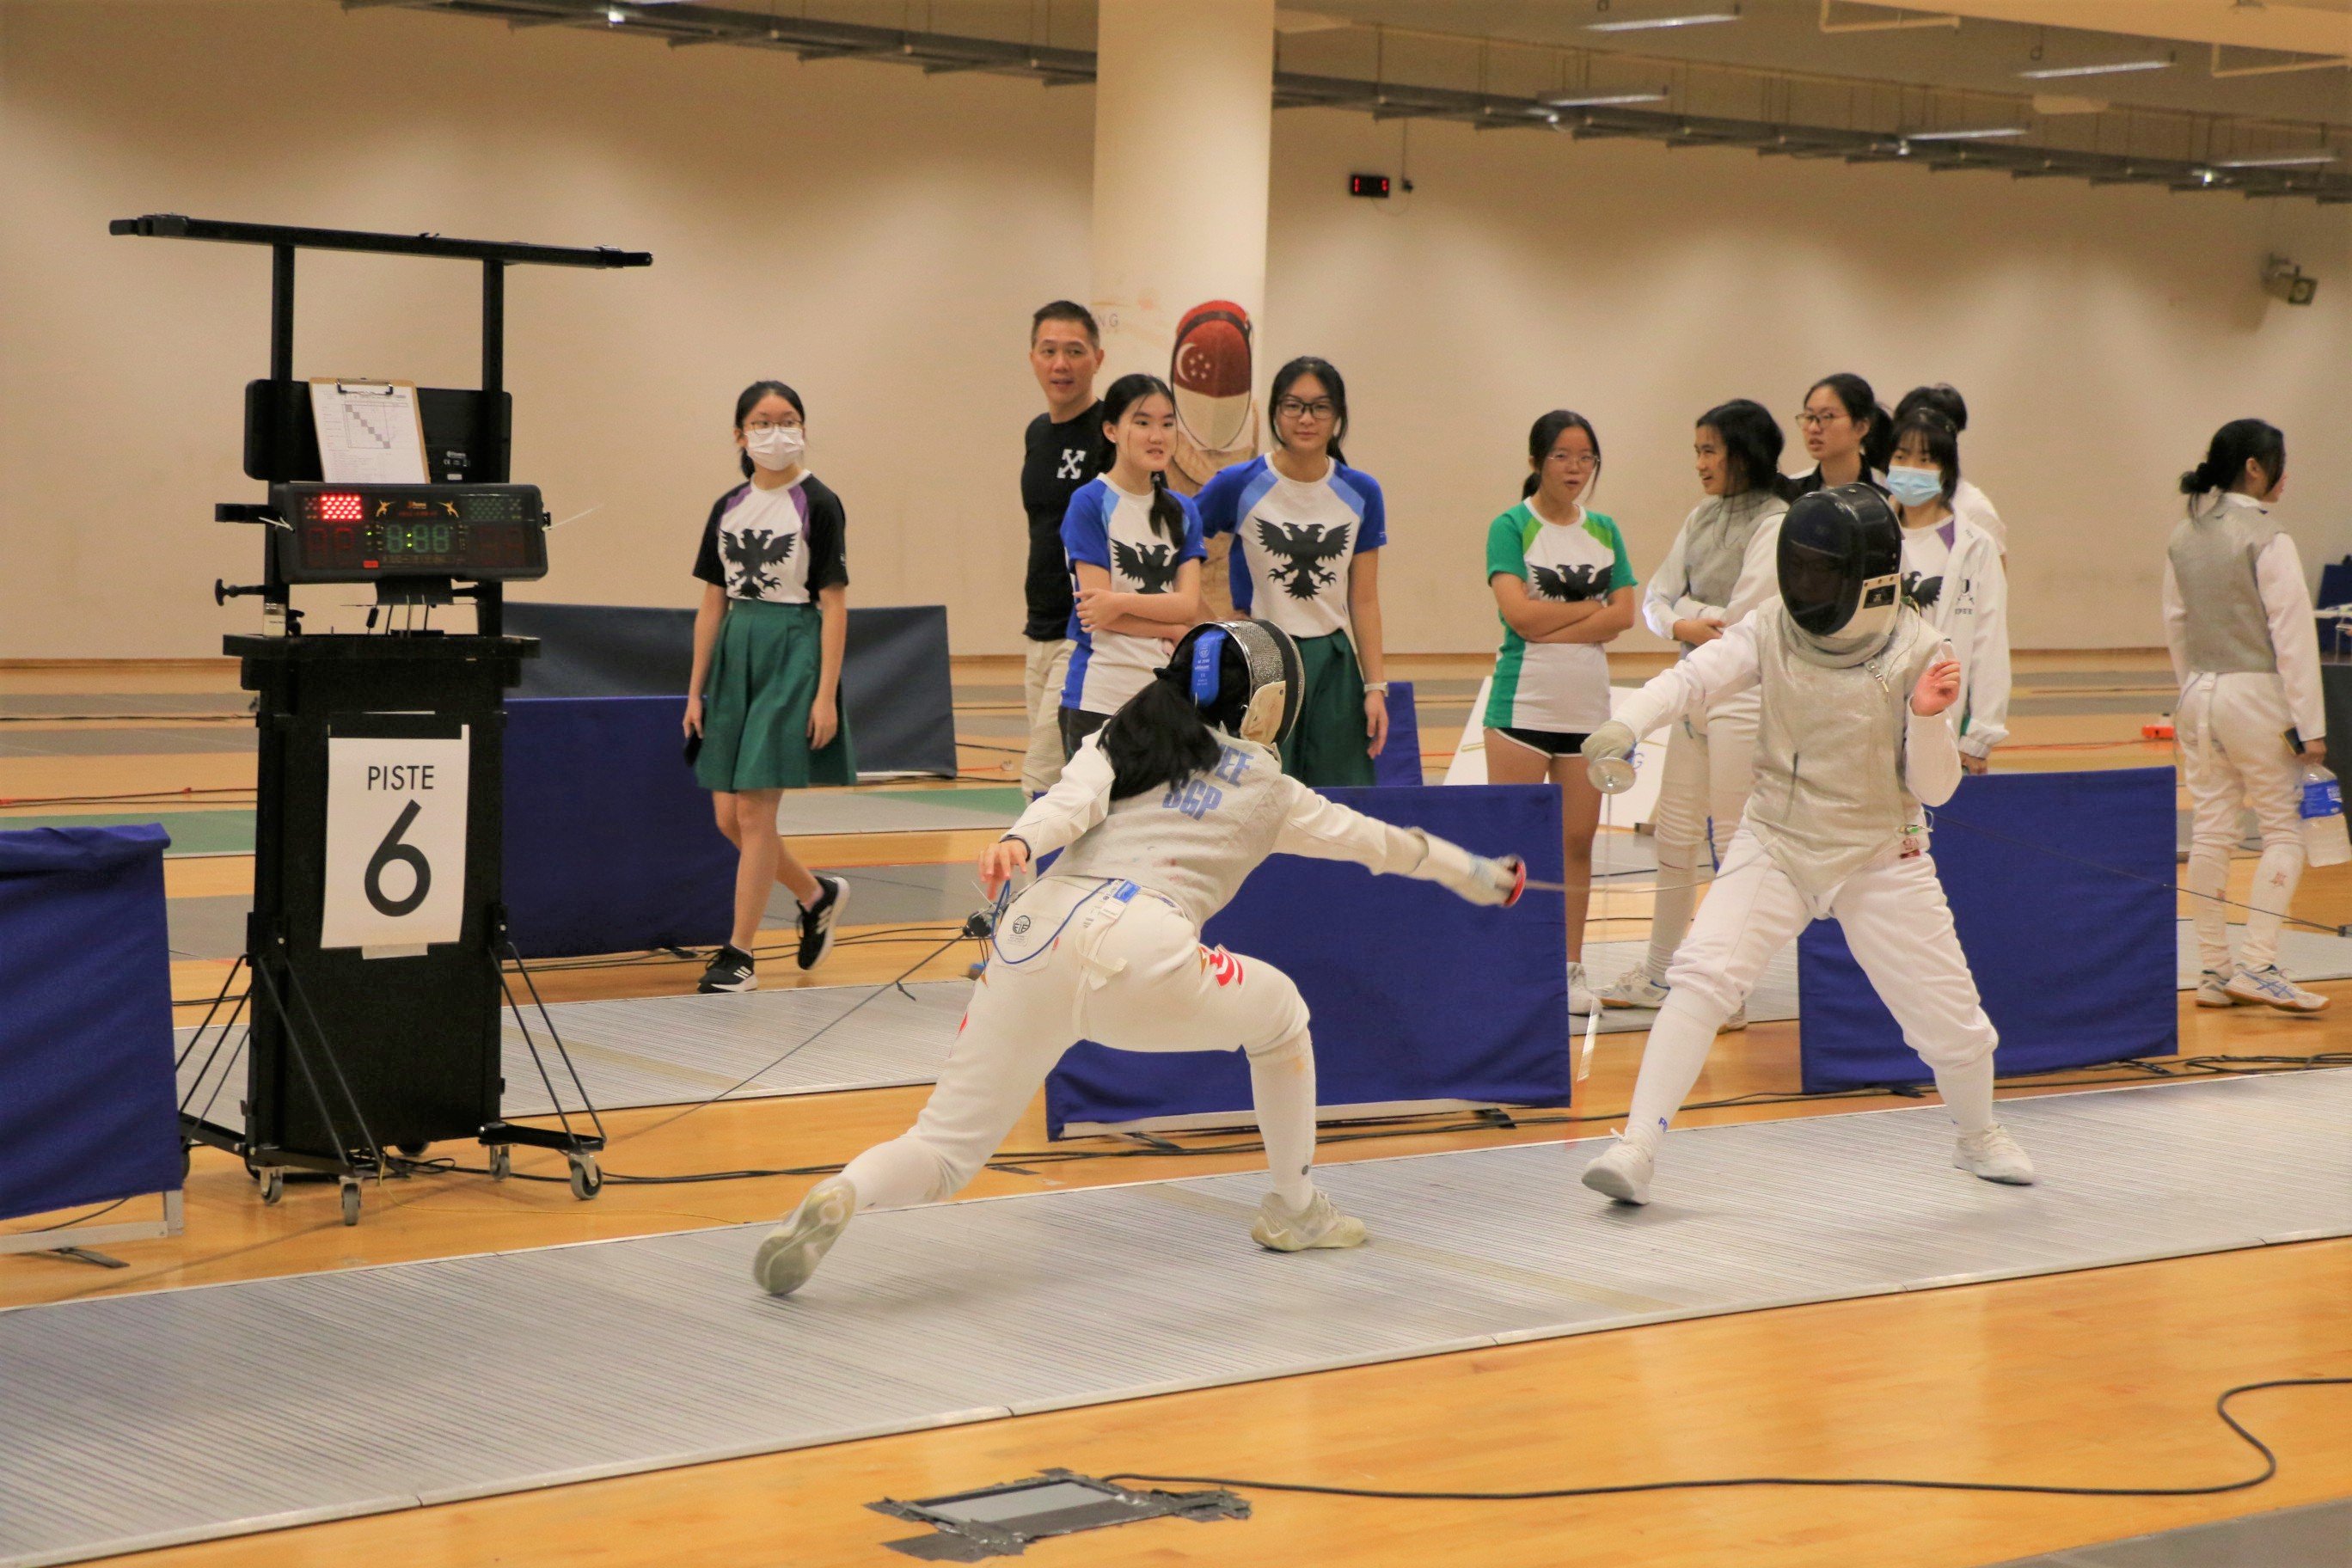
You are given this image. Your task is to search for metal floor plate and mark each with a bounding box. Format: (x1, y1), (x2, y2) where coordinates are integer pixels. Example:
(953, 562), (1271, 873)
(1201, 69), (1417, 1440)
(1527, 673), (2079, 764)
(4, 1073), (2346, 1568)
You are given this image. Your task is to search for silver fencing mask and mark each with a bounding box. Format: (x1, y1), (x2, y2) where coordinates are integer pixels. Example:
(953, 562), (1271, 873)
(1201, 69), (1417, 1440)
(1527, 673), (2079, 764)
(1776, 483), (1902, 661)
(1170, 618), (1304, 746)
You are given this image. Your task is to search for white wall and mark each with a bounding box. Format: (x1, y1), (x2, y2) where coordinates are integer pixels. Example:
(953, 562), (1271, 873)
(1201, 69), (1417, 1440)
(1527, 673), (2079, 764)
(4, 0), (2347, 660)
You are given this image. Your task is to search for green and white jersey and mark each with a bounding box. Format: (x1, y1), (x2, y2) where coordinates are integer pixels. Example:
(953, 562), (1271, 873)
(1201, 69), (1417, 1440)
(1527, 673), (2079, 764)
(1483, 499), (1636, 734)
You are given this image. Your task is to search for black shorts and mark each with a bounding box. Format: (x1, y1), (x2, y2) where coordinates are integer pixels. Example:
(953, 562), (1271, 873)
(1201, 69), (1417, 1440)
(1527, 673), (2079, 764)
(1492, 726), (1591, 758)
(1059, 705), (1112, 759)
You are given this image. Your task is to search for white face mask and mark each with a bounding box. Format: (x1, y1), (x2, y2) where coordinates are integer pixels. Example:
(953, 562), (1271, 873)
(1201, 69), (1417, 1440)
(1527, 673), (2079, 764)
(744, 425), (805, 473)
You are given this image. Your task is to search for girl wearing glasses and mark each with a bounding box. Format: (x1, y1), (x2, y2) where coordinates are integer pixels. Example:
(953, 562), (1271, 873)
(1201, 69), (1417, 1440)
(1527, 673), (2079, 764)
(1792, 372), (1893, 495)
(683, 379), (854, 994)
(1196, 357), (1390, 785)
(1482, 410), (1638, 1016)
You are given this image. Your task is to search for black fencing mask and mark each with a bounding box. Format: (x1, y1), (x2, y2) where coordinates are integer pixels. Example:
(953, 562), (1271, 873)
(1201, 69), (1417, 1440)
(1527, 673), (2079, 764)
(1777, 484), (1902, 656)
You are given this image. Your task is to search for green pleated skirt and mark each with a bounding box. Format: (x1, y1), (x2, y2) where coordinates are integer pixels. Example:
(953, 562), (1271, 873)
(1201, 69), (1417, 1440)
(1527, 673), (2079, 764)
(695, 599), (855, 792)
(1282, 628), (1377, 787)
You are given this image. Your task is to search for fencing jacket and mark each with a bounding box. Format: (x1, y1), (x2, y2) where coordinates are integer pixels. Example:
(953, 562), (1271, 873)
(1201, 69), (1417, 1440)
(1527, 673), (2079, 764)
(1901, 512), (2011, 760)
(1008, 732), (1451, 928)
(2161, 493), (2326, 744)
(1616, 603), (1961, 906)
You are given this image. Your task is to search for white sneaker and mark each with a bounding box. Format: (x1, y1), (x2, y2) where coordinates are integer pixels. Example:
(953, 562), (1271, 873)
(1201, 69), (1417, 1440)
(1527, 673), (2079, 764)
(1953, 1125), (2036, 1186)
(752, 1174), (857, 1296)
(2196, 969), (2239, 1008)
(1598, 966), (1669, 1009)
(1251, 1188), (1367, 1252)
(2222, 964), (2330, 1014)
(1719, 1006), (1749, 1033)
(1581, 1136), (1655, 1205)
(1568, 961), (1599, 1016)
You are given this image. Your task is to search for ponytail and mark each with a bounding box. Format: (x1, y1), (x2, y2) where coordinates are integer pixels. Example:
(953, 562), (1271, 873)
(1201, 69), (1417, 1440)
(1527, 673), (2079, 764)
(1860, 402), (1896, 477)
(2180, 418), (2285, 507)
(1100, 666), (1222, 799)
(1146, 469), (1184, 544)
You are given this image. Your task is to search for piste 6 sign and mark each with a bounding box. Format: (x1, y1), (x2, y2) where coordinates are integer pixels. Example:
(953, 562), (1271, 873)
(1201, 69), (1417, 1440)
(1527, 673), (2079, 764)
(321, 732), (470, 952)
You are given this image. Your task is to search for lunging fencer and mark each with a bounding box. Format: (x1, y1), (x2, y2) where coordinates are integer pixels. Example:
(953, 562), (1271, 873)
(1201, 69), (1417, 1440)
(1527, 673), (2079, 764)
(1577, 484), (2035, 1204)
(753, 618), (1524, 1296)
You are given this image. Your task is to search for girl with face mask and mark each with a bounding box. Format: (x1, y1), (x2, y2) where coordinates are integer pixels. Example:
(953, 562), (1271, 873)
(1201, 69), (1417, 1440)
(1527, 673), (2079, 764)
(750, 620), (1527, 1298)
(1884, 410), (2010, 776)
(683, 380), (855, 995)
(1596, 400), (1790, 1020)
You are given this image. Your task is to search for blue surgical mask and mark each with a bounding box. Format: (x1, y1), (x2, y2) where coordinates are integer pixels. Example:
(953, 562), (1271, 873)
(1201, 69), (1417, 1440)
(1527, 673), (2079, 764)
(1884, 465), (1944, 507)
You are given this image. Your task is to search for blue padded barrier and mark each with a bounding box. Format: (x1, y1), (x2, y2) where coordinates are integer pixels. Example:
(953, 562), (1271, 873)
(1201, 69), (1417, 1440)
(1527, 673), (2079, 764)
(0, 825), (181, 1222)
(503, 697), (733, 959)
(1796, 768), (2177, 1093)
(1044, 784), (1569, 1135)
(1372, 680), (1424, 787)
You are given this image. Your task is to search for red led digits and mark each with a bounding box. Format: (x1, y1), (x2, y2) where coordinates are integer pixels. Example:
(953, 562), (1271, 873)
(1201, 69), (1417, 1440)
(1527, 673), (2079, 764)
(314, 492), (364, 523)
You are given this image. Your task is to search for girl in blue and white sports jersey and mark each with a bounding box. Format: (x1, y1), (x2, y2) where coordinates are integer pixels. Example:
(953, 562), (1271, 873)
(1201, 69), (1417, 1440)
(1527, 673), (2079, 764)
(1057, 373), (1207, 756)
(1196, 356), (1390, 786)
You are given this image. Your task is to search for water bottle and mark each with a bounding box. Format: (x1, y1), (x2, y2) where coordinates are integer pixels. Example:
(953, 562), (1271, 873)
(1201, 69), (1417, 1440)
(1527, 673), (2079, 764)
(2300, 763), (2350, 867)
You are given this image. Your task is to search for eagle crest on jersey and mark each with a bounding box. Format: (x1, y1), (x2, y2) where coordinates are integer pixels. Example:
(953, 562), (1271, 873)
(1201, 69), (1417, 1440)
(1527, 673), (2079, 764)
(1255, 519), (1352, 601)
(1112, 538), (1181, 593)
(1530, 561), (1610, 603)
(1903, 571), (1944, 609)
(723, 527), (799, 596)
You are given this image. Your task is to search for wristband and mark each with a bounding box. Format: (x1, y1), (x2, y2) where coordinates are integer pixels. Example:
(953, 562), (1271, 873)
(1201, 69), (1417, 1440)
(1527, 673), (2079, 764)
(1364, 682), (1391, 695)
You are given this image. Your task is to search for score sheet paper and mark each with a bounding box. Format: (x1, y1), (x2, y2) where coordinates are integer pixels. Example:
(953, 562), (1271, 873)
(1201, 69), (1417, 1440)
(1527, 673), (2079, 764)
(309, 379), (428, 483)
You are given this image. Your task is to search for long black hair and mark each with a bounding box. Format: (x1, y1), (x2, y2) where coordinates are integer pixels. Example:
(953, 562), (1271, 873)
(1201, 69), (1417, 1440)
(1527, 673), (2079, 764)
(1099, 638), (1256, 799)
(2180, 419), (2286, 503)
(1888, 408), (1961, 502)
(1269, 355), (1349, 467)
(1699, 398), (1793, 501)
(1522, 409), (1602, 500)
(1808, 372), (1894, 476)
(733, 380), (804, 479)
(1098, 372), (1185, 543)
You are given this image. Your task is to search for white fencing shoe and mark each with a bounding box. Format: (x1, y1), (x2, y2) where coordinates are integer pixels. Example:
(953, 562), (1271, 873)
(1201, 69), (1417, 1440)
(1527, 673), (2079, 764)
(1581, 1136), (1655, 1205)
(2196, 970), (2239, 1008)
(1252, 1188), (1367, 1252)
(1569, 961), (1599, 1017)
(1719, 1006), (1749, 1032)
(2222, 964), (2330, 1014)
(1953, 1125), (2036, 1186)
(1598, 966), (1669, 1009)
(753, 1175), (858, 1296)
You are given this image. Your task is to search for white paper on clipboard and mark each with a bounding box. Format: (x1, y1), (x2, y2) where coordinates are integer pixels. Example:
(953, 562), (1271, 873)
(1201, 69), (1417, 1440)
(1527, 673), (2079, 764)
(309, 379), (428, 483)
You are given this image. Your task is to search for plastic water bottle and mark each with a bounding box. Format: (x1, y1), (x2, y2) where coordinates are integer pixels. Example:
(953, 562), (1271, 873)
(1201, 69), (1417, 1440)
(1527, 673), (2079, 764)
(2300, 763), (2350, 867)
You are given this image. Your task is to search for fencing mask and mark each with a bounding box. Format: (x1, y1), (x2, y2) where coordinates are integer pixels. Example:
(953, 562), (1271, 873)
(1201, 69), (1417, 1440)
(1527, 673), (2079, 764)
(1168, 618), (1303, 747)
(1777, 483), (1902, 659)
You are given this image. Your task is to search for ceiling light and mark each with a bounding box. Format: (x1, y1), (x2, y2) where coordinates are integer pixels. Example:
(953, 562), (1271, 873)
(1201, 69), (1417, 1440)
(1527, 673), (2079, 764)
(2214, 152), (2337, 168)
(2017, 59), (2171, 79)
(1541, 90), (1670, 107)
(1586, 10), (1740, 34)
(1902, 126), (2029, 141)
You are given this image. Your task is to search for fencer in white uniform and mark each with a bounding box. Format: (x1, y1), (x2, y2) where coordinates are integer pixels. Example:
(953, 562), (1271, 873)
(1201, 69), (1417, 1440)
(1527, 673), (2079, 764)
(1884, 408), (2011, 775)
(1578, 485), (2035, 1204)
(2164, 420), (2329, 1014)
(753, 618), (1525, 1296)
(1601, 400), (1788, 1020)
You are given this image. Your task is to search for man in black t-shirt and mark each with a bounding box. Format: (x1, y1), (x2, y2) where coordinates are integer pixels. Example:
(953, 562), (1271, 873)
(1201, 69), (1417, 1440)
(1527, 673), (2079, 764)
(1019, 300), (1109, 795)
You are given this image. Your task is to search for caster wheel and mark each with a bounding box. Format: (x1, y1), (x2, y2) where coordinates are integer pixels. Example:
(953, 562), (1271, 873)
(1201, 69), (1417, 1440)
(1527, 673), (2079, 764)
(259, 1168), (284, 1205)
(394, 1141), (427, 1158)
(181, 1143), (193, 1179)
(340, 1180), (361, 1227)
(487, 1146), (511, 1181)
(567, 1155), (603, 1201)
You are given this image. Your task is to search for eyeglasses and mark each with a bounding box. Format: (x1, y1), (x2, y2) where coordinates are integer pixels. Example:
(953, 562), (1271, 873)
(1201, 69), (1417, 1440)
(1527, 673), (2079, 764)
(1792, 411), (1844, 430)
(743, 419), (802, 433)
(1273, 398), (1339, 422)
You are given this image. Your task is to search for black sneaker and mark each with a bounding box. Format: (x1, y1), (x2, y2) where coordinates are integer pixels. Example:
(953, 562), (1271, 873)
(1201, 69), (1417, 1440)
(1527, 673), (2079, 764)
(797, 874), (850, 971)
(698, 944), (757, 994)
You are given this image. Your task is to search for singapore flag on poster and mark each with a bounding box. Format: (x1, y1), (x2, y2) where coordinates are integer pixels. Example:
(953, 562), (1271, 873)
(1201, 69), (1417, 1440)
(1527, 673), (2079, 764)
(321, 732), (469, 952)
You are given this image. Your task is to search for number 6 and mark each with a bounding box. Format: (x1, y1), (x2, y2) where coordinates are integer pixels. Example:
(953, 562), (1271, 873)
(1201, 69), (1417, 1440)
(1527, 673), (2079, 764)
(365, 799), (432, 917)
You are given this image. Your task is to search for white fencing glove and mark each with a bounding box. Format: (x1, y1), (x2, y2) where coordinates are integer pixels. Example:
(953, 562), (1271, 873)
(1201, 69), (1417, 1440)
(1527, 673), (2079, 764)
(1412, 830), (1526, 907)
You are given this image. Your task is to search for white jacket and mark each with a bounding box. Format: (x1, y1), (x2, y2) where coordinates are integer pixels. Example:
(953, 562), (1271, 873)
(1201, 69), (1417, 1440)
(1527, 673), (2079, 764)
(1905, 512), (2011, 759)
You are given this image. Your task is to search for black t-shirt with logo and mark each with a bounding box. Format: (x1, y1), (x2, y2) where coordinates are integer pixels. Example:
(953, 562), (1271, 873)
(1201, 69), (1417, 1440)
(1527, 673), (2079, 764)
(1020, 401), (1108, 641)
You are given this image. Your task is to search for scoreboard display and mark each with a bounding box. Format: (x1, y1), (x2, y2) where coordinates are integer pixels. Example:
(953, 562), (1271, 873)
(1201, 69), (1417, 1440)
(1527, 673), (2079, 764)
(269, 483), (548, 583)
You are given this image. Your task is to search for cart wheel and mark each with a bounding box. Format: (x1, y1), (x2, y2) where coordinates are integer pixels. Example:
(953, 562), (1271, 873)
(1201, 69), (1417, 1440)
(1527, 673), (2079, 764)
(340, 1179), (361, 1227)
(259, 1167), (284, 1204)
(394, 1141), (427, 1158)
(487, 1145), (511, 1181)
(567, 1154), (603, 1202)
(181, 1143), (193, 1179)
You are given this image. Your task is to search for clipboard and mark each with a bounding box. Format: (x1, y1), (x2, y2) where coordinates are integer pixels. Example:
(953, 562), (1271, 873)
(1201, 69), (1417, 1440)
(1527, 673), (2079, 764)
(309, 378), (429, 483)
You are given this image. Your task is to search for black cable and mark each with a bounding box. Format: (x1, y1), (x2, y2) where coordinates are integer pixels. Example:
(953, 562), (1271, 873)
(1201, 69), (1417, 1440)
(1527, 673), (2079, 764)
(8, 1197), (132, 1234)
(1101, 1378), (2349, 1504)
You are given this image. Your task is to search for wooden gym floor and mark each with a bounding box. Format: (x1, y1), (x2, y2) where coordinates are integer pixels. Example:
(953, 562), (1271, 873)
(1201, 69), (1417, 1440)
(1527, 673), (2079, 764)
(1, 652), (2345, 1568)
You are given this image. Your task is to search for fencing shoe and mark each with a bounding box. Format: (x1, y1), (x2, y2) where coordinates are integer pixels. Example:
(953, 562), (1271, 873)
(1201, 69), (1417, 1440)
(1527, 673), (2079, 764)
(1251, 1188), (1367, 1252)
(753, 1175), (857, 1296)
(1598, 966), (1669, 1009)
(1953, 1125), (2036, 1186)
(1581, 1135), (1655, 1205)
(2222, 964), (2330, 1014)
(1720, 1006), (1749, 1033)
(2196, 970), (2239, 1008)
(1569, 961), (1599, 1017)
